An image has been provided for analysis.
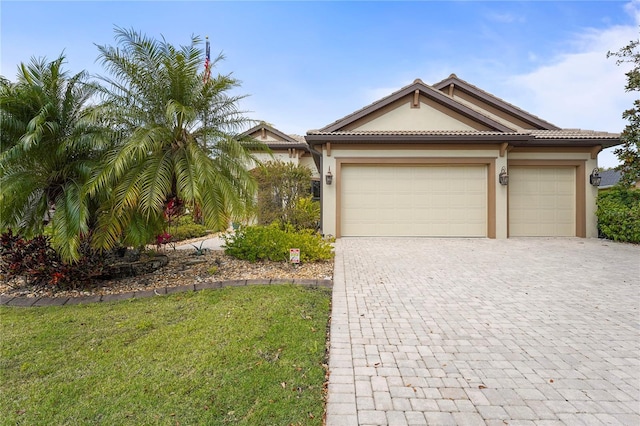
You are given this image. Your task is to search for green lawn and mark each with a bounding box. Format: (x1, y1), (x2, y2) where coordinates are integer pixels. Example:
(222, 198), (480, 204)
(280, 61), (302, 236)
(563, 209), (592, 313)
(0, 285), (331, 425)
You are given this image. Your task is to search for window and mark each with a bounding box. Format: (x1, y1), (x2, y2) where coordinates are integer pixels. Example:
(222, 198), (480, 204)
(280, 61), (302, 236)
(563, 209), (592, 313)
(311, 179), (321, 201)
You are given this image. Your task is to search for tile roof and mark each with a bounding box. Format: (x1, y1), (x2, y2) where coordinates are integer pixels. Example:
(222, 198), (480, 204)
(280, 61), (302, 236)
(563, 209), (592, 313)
(525, 129), (620, 139)
(306, 129), (619, 139)
(598, 169), (622, 188)
(288, 134), (306, 143)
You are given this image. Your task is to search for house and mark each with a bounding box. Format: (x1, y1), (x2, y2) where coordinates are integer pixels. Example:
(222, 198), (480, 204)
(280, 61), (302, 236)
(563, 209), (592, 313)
(243, 122), (321, 199)
(597, 169), (640, 191)
(304, 75), (620, 238)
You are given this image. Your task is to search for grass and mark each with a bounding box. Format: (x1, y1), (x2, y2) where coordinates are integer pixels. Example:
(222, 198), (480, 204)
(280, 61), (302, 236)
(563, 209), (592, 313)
(0, 285), (331, 425)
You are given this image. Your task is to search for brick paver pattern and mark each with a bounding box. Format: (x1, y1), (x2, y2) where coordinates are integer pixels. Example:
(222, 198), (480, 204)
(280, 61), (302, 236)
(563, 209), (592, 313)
(326, 238), (639, 425)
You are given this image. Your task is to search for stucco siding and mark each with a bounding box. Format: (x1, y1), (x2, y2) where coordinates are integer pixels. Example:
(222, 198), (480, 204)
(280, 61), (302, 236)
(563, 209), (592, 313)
(347, 98), (489, 132)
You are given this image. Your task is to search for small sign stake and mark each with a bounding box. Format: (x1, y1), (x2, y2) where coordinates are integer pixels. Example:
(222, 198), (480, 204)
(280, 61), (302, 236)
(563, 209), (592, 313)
(289, 248), (300, 264)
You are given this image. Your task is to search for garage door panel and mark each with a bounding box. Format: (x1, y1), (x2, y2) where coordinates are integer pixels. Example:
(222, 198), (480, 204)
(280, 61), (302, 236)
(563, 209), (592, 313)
(509, 167), (575, 237)
(341, 165), (487, 237)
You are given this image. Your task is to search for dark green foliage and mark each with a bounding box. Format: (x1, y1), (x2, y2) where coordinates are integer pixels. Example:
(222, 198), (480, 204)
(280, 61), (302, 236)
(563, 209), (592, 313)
(90, 27), (262, 252)
(0, 55), (111, 262)
(223, 223), (333, 262)
(2, 30), (261, 262)
(596, 188), (640, 243)
(253, 161), (319, 229)
(0, 230), (104, 289)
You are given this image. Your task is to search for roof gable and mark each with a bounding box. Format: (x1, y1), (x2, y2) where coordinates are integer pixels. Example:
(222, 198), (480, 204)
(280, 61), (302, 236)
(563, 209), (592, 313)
(243, 123), (301, 144)
(320, 79), (514, 133)
(432, 74), (560, 130)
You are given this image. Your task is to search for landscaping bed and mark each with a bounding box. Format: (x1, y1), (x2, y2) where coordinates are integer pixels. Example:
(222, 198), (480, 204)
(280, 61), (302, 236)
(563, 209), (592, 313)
(0, 238), (333, 299)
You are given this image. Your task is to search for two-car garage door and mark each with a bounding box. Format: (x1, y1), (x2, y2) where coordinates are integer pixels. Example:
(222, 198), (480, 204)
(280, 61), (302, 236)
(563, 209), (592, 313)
(340, 165), (487, 237)
(339, 164), (577, 238)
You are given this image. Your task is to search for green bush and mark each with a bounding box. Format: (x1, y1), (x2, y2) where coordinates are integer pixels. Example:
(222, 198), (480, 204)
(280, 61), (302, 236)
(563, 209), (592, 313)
(222, 223), (333, 262)
(253, 161), (319, 229)
(165, 214), (211, 242)
(596, 187), (640, 243)
(171, 223), (209, 242)
(289, 196), (321, 231)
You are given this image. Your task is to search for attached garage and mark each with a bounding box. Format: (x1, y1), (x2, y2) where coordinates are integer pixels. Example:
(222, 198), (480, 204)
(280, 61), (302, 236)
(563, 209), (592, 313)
(340, 164), (488, 237)
(509, 167), (576, 237)
(304, 75), (619, 239)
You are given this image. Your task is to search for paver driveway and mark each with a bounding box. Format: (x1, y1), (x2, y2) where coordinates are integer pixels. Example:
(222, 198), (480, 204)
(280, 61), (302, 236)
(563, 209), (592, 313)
(326, 238), (639, 426)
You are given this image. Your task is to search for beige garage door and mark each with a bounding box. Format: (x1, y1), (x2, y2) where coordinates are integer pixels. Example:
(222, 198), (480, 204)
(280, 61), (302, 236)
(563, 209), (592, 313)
(341, 165), (487, 237)
(509, 167), (575, 237)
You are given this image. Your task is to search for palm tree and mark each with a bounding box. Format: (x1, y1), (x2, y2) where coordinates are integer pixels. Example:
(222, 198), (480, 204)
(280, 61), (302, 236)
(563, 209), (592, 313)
(0, 56), (110, 262)
(90, 27), (263, 250)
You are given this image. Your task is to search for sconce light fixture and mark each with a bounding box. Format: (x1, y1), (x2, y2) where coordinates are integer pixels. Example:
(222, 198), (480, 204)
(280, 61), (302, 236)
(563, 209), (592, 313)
(589, 168), (601, 187)
(498, 167), (509, 186)
(325, 167), (333, 185)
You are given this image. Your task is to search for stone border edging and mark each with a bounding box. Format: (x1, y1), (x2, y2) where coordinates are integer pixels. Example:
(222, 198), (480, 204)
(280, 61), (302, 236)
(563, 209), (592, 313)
(0, 278), (333, 307)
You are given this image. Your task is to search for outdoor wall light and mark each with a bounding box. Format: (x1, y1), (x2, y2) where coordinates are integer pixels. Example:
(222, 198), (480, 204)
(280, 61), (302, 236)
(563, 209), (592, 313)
(325, 167), (333, 185)
(589, 168), (601, 187)
(498, 167), (509, 186)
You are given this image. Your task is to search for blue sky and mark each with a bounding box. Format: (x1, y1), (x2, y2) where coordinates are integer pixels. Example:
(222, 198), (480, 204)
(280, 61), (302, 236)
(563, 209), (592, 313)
(2, 1), (639, 168)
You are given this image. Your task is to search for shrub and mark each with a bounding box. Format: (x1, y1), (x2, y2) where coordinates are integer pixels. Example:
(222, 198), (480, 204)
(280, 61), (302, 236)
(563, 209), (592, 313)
(222, 223), (333, 262)
(253, 161), (319, 229)
(156, 214), (210, 245)
(171, 223), (209, 242)
(0, 230), (104, 289)
(596, 187), (640, 243)
(289, 196), (321, 231)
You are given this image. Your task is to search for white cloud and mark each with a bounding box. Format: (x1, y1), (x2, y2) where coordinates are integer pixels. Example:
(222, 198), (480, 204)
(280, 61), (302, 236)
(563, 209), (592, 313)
(504, 1), (639, 168)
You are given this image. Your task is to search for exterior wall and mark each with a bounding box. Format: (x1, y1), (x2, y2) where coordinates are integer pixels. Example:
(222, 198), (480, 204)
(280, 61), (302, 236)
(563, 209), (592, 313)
(300, 156), (321, 178)
(251, 151), (299, 167)
(250, 150), (319, 176)
(346, 97), (492, 132)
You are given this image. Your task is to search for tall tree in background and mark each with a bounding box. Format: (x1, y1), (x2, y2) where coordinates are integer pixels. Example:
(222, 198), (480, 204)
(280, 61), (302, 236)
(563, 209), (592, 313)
(91, 28), (262, 250)
(608, 34), (640, 187)
(0, 56), (110, 261)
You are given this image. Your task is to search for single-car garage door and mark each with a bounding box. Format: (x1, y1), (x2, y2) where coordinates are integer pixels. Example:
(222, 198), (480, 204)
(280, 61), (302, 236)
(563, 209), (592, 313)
(509, 167), (575, 237)
(340, 165), (487, 237)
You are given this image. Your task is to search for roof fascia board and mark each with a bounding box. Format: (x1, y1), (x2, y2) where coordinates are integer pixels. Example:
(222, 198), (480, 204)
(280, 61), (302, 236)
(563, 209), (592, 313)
(511, 138), (619, 148)
(266, 143), (309, 150)
(305, 133), (533, 146)
(305, 134), (618, 148)
(319, 81), (514, 133)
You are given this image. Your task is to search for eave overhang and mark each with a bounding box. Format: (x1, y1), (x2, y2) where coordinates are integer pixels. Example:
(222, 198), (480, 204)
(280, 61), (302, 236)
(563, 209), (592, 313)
(266, 143), (309, 151)
(305, 131), (620, 149)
